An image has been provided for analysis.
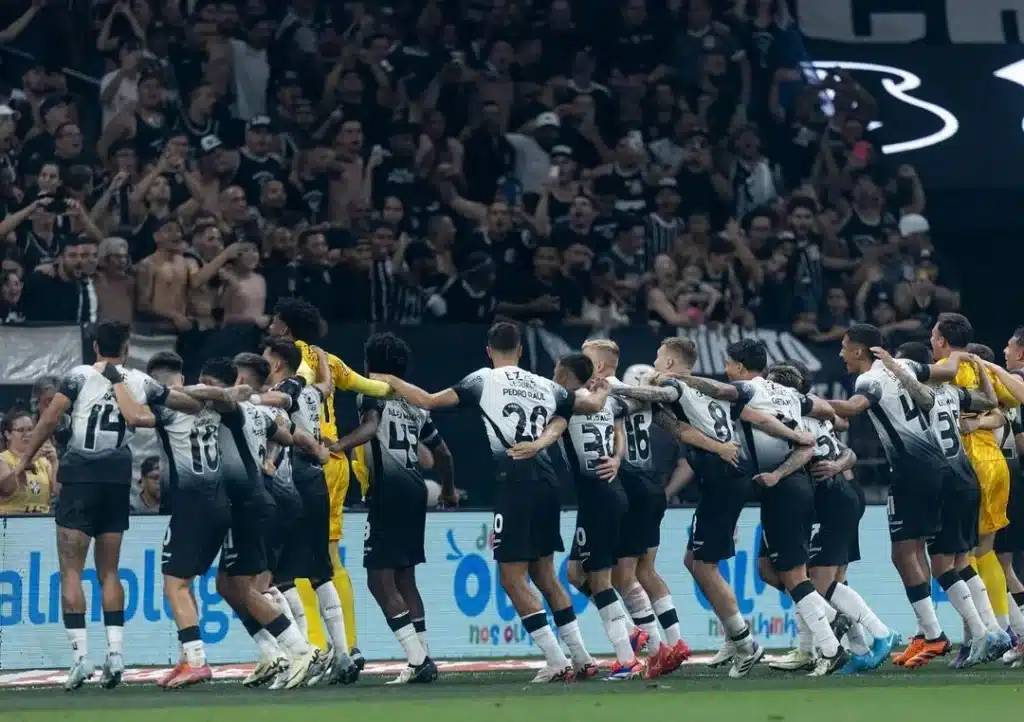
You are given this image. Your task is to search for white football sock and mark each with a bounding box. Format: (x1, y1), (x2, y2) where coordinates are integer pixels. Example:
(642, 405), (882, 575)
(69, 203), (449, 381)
(595, 595), (634, 664)
(822, 603), (837, 623)
(911, 597), (943, 640)
(524, 613), (569, 669)
(1007, 592), (1024, 636)
(946, 579), (988, 639)
(796, 610), (813, 654)
(282, 587), (308, 639)
(795, 590), (839, 657)
(254, 629), (282, 657)
(845, 622), (871, 655)
(315, 582), (352, 665)
(274, 620), (311, 658)
(964, 573), (1001, 633)
(183, 639), (206, 667)
(412, 617), (429, 656)
(391, 613), (426, 666)
(830, 583), (889, 638)
(68, 628), (87, 664)
(652, 595), (682, 646)
(105, 624), (123, 656)
(622, 583), (662, 647)
(556, 618), (592, 666)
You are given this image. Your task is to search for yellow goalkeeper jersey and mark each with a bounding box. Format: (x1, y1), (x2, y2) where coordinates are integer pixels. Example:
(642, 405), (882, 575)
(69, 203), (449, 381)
(939, 356), (1018, 464)
(294, 340), (391, 441)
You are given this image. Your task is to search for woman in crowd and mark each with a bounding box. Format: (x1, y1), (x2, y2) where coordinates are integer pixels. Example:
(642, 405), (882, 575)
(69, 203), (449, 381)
(0, 406), (56, 514)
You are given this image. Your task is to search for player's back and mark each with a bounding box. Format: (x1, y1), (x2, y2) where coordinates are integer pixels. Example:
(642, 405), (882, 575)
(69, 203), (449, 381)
(454, 365), (574, 477)
(62, 365), (168, 479)
(154, 404), (224, 501)
(560, 395), (626, 489)
(735, 376), (808, 474)
(854, 359), (947, 471)
(362, 395), (434, 493)
(939, 358), (1005, 463)
(661, 376), (750, 477)
(219, 401), (275, 499)
(931, 383), (980, 487)
(607, 376), (658, 479)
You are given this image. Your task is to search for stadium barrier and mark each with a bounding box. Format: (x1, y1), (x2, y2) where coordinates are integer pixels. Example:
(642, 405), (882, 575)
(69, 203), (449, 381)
(0, 507), (962, 670)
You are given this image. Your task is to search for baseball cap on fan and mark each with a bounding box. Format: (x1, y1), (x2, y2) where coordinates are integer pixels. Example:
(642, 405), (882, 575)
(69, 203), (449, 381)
(247, 115), (273, 132)
(898, 214), (930, 237)
(199, 134), (223, 155)
(536, 112), (560, 129)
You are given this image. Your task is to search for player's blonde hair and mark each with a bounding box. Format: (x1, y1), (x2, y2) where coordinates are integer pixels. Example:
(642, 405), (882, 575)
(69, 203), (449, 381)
(662, 336), (698, 367)
(582, 338), (620, 360)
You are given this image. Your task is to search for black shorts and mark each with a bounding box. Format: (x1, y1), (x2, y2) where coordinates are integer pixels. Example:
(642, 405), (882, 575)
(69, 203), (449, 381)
(570, 479), (627, 572)
(687, 454), (752, 563)
(55, 483), (130, 538)
(492, 458), (563, 563)
(363, 477), (428, 570)
(221, 484), (275, 577)
(275, 466), (332, 583)
(760, 472), (815, 573)
(618, 466), (667, 559)
(808, 476), (865, 568)
(928, 476), (980, 555)
(888, 461), (943, 543)
(847, 477), (865, 564)
(264, 474), (303, 574)
(162, 488), (231, 579)
(995, 466), (1024, 554)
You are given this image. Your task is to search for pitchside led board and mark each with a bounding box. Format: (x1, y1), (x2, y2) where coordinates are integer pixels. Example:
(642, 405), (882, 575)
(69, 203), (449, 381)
(0, 508), (960, 669)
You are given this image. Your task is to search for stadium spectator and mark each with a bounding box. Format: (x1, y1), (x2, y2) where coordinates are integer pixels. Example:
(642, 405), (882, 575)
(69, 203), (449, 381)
(0, 405), (56, 515)
(130, 455), (161, 514)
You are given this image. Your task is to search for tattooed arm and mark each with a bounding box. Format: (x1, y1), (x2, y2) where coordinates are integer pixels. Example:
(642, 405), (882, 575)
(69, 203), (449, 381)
(870, 346), (935, 411)
(754, 445), (815, 487)
(612, 382), (682, 405)
(675, 374), (740, 402)
(654, 408), (740, 467)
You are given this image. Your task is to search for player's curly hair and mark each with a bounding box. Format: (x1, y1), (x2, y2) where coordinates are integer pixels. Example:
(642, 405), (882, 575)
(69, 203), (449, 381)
(765, 364), (804, 394)
(966, 343), (996, 363)
(199, 357), (237, 386)
(273, 297), (323, 343)
(365, 332), (410, 377)
(726, 338), (767, 372)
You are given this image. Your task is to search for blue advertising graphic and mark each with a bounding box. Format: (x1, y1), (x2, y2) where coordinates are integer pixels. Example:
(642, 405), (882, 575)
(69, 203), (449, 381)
(0, 509), (962, 669)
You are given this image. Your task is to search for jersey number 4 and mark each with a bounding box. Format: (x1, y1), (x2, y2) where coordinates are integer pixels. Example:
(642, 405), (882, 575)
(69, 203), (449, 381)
(84, 404), (126, 451)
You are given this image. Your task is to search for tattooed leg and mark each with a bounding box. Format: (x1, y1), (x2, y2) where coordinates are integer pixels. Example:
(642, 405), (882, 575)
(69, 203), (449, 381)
(56, 526), (91, 614)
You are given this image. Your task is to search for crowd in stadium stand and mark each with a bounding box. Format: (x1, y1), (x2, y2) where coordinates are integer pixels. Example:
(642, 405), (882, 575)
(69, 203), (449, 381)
(0, 0), (959, 353)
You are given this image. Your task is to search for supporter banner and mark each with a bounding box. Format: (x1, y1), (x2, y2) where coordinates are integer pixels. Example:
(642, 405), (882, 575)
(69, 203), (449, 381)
(0, 326), (83, 386)
(794, 0), (1024, 45)
(0, 508), (959, 669)
(797, 44), (1024, 191)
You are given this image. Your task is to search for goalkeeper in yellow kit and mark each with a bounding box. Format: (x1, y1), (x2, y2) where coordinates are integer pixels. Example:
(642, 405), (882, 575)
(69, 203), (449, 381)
(930, 314), (1016, 661)
(269, 299), (391, 667)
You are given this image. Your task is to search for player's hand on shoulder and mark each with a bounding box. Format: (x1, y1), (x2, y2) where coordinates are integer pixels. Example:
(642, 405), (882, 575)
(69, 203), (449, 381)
(753, 471), (780, 487)
(959, 416), (979, 435)
(263, 458), (276, 476)
(101, 362), (124, 383)
(229, 384), (253, 401)
(869, 346), (893, 365)
(793, 430), (814, 446)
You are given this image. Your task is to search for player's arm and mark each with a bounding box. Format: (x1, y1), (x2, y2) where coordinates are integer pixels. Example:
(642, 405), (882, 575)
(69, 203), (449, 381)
(15, 389), (71, 475)
(333, 399), (382, 454)
(421, 419), (457, 506)
(870, 346), (935, 411)
(370, 373), (460, 410)
(254, 390), (295, 410)
(810, 445), (857, 481)
(975, 358), (1024, 407)
(294, 427), (330, 465)
(675, 373), (740, 402)
(664, 457), (694, 499)
(653, 407), (740, 467)
(611, 379), (682, 405)
(804, 394), (837, 422)
(312, 346), (334, 398)
(180, 384), (245, 412)
(268, 417), (292, 446)
(961, 409), (1004, 435)
(161, 389), (204, 414)
(104, 366), (157, 428)
(573, 384), (611, 414)
(739, 406), (814, 446)
(755, 444), (815, 487)
(508, 416), (568, 460)
(965, 359), (998, 410)
(337, 357), (391, 398)
(828, 396), (871, 418)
